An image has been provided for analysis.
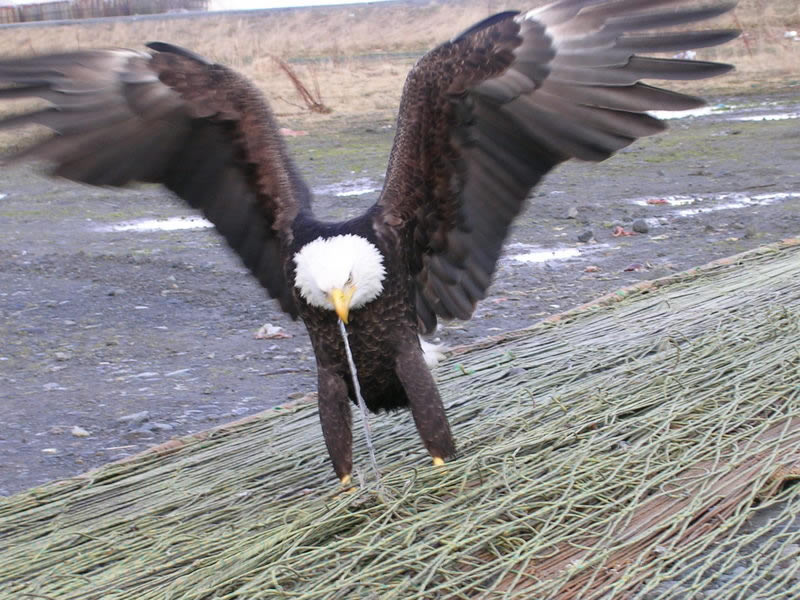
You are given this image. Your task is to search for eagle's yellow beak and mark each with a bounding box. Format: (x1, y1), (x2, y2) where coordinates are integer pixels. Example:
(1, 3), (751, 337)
(329, 286), (356, 324)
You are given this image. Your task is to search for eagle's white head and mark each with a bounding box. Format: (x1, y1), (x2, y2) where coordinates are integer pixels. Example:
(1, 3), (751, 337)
(292, 234), (386, 323)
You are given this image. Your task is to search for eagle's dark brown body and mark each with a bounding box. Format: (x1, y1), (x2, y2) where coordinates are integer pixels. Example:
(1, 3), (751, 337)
(291, 210), (419, 414)
(290, 211), (455, 478)
(0, 1), (739, 482)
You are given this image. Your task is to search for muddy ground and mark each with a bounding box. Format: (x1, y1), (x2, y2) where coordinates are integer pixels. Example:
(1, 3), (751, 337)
(1, 92), (799, 496)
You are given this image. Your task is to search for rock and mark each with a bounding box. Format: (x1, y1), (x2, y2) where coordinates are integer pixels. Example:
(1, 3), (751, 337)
(778, 543), (799, 568)
(109, 453), (133, 461)
(612, 225), (636, 237)
(148, 422), (174, 432)
(566, 207), (579, 219)
(123, 428), (155, 441)
(632, 219), (649, 234)
(117, 411), (150, 425)
(165, 368), (192, 377)
(54, 351), (72, 361)
(255, 323), (292, 339)
(41, 448), (59, 455)
(132, 371), (159, 378)
(270, 367), (306, 375)
(624, 263), (647, 272)
(577, 230), (594, 243)
(70, 426), (90, 438)
(731, 566), (747, 578)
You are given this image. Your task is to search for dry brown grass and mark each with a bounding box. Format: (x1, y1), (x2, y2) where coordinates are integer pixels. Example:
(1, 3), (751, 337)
(0, 0), (798, 123)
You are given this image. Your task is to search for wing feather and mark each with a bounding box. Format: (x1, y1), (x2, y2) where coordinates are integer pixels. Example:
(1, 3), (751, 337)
(376, 0), (738, 333)
(0, 45), (308, 316)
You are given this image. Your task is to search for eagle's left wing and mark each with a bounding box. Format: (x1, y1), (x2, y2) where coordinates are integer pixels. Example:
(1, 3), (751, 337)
(375, 0), (738, 334)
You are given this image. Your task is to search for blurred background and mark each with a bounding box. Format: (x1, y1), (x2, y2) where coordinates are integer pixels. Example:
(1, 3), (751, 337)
(0, 0), (797, 123)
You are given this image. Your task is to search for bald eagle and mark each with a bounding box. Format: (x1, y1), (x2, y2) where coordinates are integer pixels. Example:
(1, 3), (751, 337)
(0, 1), (738, 485)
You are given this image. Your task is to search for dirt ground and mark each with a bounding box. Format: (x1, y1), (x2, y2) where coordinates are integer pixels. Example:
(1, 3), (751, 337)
(1, 91), (799, 496)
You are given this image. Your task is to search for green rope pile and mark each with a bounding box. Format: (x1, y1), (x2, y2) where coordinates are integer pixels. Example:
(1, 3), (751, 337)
(1, 240), (799, 599)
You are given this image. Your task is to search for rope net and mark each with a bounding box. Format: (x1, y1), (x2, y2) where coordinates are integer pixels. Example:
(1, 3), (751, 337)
(1, 240), (799, 599)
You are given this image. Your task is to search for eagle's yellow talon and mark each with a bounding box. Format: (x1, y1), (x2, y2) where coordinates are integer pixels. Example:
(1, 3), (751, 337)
(432, 457), (445, 467)
(331, 474), (356, 498)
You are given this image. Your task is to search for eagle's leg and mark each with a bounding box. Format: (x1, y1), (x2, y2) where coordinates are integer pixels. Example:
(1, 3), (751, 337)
(395, 342), (456, 465)
(317, 364), (353, 485)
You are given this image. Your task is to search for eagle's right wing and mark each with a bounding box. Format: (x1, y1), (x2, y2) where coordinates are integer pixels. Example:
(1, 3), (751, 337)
(0, 42), (310, 316)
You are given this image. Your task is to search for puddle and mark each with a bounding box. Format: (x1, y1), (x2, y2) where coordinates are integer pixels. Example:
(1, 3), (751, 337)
(313, 177), (380, 198)
(97, 216), (214, 232)
(632, 191), (800, 217)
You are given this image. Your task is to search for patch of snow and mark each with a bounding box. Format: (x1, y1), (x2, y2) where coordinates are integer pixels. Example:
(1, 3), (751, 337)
(508, 245), (582, 264)
(97, 216), (213, 232)
(649, 106), (715, 120)
(649, 100), (800, 123)
(313, 177), (380, 197)
(632, 195), (699, 207)
(754, 192), (800, 201)
(730, 112), (800, 122)
(632, 192), (800, 217)
(674, 192), (799, 217)
(672, 50), (697, 60)
(507, 242), (613, 265)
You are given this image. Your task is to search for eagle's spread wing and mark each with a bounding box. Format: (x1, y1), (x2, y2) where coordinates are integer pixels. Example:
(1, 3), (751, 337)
(0, 43), (310, 316)
(376, 0), (738, 334)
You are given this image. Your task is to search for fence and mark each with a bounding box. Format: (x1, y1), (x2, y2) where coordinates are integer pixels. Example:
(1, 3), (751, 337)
(0, 0), (208, 24)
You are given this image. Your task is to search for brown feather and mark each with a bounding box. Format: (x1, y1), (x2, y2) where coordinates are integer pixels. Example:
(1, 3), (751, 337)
(376, 1), (738, 333)
(0, 45), (308, 316)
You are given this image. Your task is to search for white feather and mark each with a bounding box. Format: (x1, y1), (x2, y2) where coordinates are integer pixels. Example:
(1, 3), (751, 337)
(293, 234), (386, 310)
(420, 337), (447, 369)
